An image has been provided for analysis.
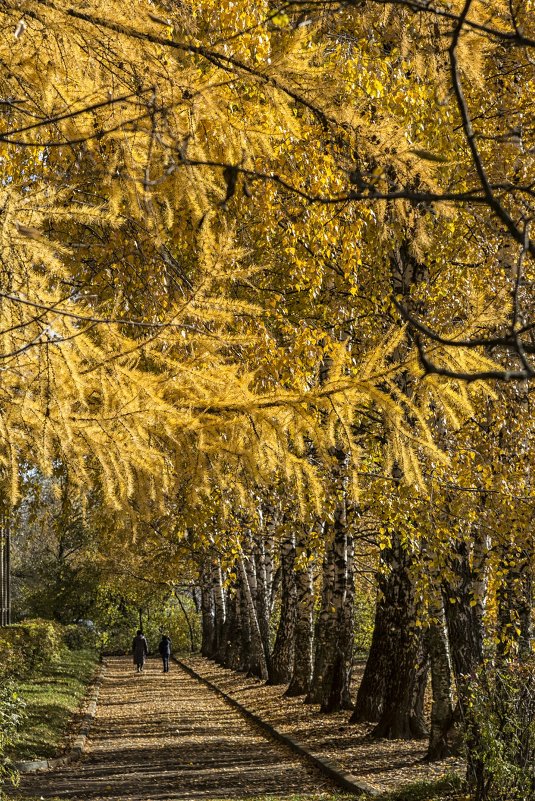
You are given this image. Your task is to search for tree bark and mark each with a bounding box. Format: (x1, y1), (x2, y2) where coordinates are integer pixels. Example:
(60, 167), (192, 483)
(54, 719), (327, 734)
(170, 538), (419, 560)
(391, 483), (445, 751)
(307, 487), (355, 712)
(285, 535), (314, 697)
(355, 530), (427, 739)
(200, 560), (216, 657)
(254, 534), (273, 672)
(269, 532), (297, 684)
(426, 594), (455, 760)
(339, 529), (356, 710)
(1, 504), (11, 627)
(369, 568), (428, 737)
(496, 544), (533, 659)
(444, 540), (485, 793)
(518, 560), (533, 659)
(319, 502), (354, 712)
(211, 555), (226, 656)
(223, 587), (247, 672)
(238, 555), (269, 680)
(351, 586), (392, 723)
(306, 521), (335, 704)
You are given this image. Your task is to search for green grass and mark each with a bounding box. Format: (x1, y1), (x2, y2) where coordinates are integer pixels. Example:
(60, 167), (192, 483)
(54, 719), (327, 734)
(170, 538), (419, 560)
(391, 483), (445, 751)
(6, 647), (99, 761)
(374, 774), (465, 801)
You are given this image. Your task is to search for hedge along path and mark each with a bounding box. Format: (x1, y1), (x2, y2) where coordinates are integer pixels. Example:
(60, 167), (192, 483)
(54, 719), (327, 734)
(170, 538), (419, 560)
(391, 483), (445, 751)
(16, 656), (338, 801)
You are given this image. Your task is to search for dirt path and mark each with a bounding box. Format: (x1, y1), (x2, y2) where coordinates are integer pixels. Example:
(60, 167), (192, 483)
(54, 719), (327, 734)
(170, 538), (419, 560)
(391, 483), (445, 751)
(17, 656), (335, 801)
(180, 656), (464, 795)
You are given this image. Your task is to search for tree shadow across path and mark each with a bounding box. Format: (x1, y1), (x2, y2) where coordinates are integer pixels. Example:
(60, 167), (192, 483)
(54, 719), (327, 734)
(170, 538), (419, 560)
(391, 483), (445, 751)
(16, 657), (334, 801)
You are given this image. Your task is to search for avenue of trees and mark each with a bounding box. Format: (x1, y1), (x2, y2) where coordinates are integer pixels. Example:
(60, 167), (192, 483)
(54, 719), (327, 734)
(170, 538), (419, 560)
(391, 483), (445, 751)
(1, 0), (535, 798)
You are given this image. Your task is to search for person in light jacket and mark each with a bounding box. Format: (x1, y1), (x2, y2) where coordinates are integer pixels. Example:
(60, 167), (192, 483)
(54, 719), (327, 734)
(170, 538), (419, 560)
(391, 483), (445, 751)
(132, 629), (148, 672)
(158, 634), (171, 673)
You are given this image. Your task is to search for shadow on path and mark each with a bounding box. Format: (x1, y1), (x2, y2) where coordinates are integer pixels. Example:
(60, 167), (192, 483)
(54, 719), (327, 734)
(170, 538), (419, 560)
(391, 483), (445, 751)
(17, 657), (332, 801)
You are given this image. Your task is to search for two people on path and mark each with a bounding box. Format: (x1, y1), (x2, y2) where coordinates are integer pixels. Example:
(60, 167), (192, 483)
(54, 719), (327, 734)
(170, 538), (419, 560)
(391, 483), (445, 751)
(132, 629), (172, 673)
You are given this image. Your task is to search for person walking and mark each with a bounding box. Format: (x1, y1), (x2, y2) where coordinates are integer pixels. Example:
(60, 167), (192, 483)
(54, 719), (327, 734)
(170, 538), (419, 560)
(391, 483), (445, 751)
(132, 629), (148, 673)
(158, 633), (171, 673)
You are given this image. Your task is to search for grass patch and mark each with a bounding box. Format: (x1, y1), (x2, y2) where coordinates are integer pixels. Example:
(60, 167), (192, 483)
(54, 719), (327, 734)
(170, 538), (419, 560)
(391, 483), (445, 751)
(6, 648), (99, 761)
(374, 774), (464, 800)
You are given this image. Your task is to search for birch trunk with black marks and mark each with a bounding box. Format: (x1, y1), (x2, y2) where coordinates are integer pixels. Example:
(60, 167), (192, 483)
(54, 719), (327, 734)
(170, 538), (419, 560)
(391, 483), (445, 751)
(223, 587), (247, 671)
(444, 540), (486, 793)
(254, 533), (273, 673)
(238, 555), (269, 680)
(471, 521), (490, 649)
(269, 531), (297, 684)
(339, 529), (356, 710)
(285, 536), (315, 697)
(211, 554), (226, 656)
(307, 485), (355, 712)
(306, 522), (335, 704)
(319, 499), (355, 712)
(261, 502), (279, 616)
(200, 560), (216, 657)
(426, 593), (455, 760)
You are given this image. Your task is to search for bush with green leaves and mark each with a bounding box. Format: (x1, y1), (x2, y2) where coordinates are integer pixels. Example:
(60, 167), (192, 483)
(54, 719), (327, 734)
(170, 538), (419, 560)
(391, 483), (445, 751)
(468, 658), (535, 800)
(62, 623), (99, 651)
(0, 681), (26, 785)
(0, 618), (63, 681)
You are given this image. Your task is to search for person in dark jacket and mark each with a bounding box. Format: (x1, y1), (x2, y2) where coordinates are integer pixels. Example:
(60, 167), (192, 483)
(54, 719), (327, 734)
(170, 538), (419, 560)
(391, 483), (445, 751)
(158, 634), (171, 672)
(132, 629), (148, 672)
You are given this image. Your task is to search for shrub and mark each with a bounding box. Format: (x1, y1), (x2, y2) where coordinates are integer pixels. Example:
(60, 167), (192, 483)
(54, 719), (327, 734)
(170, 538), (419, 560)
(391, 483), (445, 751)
(0, 619), (63, 681)
(62, 622), (98, 651)
(467, 658), (535, 800)
(0, 681), (26, 785)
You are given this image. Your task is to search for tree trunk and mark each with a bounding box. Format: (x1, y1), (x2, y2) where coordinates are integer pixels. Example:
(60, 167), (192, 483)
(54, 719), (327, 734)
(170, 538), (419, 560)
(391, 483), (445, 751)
(519, 561), (533, 659)
(269, 532), (297, 684)
(444, 540), (485, 793)
(200, 563), (215, 659)
(426, 594), (455, 760)
(358, 531), (427, 739)
(285, 536), (314, 697)
(370, 552), (427, 740)
(444, 541), (484, 680)
(307, 487), (355, 712)
(1, 504), (11, 627)
(339, 529), (356, 710)
(176, 591), (196, 652)
(238, 556), (269, 680)
(320, 501), (354, 712)
(306, 522), (335, 704)
(351, 588), (392, 723)
(496, 543), (533, 660)
(211, 555), (226, 655)
(222, 587), (246, 671)
(254, 534), (273, 673)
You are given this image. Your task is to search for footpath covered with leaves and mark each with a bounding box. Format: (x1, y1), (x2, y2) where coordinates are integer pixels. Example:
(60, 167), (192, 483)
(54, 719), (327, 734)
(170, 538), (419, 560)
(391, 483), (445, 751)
(180, 655), (463, 796)
(15, 656), (339, 801)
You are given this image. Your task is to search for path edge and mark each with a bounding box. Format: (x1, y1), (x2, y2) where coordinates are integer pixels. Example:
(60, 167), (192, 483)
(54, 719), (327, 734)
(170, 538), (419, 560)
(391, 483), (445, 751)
(12, 658), (106, 774)
(173, 656), (380, 798)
